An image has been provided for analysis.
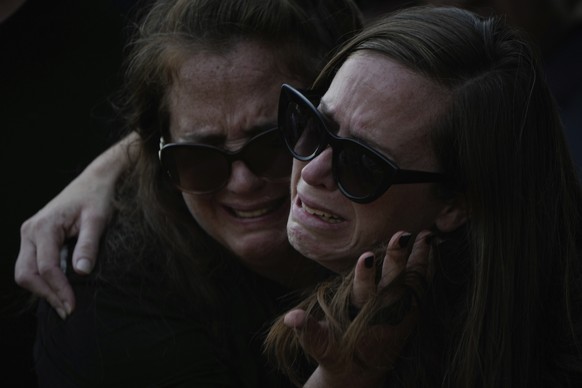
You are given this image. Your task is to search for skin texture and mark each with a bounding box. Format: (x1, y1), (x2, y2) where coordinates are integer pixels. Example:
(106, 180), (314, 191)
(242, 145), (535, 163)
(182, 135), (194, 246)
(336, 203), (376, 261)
(296, 231), (433, 388)
(167, 41), (307, 279)
(15, 132), (140, 317)
(287, 52), (463, 272)
(14, 40), (312, 314)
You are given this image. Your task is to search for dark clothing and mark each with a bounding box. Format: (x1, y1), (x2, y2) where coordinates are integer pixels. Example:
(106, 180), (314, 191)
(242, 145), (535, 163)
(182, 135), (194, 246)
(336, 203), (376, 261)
(33, 181), (297, 388)
(1, 1), (129, 386)
(542, 21), (582, 179)
(34, 244), (295, 388)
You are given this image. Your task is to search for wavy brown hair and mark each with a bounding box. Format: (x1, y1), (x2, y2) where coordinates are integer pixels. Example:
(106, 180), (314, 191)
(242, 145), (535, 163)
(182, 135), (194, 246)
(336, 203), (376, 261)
(266, 6), (582, 387)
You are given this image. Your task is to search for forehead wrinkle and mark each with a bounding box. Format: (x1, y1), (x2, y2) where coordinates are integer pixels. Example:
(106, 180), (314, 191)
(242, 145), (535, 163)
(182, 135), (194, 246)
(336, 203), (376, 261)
(322, 51), (449, 168)
(168, 42), (288, 144)
(320, 85), (402, 160)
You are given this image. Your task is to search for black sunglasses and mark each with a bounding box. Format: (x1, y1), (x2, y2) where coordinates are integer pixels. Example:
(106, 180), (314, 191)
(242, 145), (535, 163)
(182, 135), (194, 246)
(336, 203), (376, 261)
(278, 84), (447, 204)
(159, 127), (292, 194)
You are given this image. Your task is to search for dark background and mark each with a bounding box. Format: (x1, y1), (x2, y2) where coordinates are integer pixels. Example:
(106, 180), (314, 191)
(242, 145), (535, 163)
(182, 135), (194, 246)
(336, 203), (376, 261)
(1, 0), (580, 387)
(1, 1), (135, 386)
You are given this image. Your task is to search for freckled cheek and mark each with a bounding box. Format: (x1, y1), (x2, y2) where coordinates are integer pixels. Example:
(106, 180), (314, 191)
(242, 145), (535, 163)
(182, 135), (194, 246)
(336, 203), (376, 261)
(350, 218), (388, 251)
(357, 188), (440, 239)
(350, 194), (410, 243)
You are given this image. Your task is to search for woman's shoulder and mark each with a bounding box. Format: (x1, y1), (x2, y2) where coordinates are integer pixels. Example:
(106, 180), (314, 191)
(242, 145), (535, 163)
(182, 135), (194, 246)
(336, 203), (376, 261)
(35, 253), (236, 387)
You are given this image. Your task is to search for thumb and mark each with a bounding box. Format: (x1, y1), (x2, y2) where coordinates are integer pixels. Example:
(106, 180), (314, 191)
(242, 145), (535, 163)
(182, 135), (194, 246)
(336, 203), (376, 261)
(284, 309), (331, 362)
(71, 217), (106, 275)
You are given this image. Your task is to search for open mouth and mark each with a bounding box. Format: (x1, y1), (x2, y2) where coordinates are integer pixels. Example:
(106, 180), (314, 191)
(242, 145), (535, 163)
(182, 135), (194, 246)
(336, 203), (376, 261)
(228, 198), (287, 219)
(301, 201), (344, 224)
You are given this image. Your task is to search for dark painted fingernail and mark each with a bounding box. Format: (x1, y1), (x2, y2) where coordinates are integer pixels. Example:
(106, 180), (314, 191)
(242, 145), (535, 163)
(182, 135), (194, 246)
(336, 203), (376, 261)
(398, 233), (412, 248)
(364, 255), (374, 268)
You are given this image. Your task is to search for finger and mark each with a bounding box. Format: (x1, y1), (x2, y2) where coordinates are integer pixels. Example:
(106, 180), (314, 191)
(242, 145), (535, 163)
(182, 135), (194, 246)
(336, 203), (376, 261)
(27, 217), (64, 279)
(16, 220), (72, 316)
(30, 219), (77, 315)
(406, 230), (432, 276)
(351, 252), (376, 309)
(378, 231), (412, 289)
(39, 261), (80, 316)
(71, 212), (107, 275)
(403, 230), (432, 297)
(284, 309), (330, 362)
(14, 238), (68, 320)
(36, 249), (76, 316)
(283, 309), (308, 329)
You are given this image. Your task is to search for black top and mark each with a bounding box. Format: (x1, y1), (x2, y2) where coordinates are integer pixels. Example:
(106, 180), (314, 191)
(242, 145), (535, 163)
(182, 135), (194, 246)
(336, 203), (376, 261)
(33, 192), (298, 388)
(34, 246), (296, 388)
(1, 1), (129, 386)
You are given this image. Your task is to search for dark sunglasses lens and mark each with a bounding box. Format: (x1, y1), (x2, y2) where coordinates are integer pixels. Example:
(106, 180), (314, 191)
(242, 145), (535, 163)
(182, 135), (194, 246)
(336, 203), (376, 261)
(243, 130), (292, 179)
(162, 147), (229, 193)
(283, 99), (324, 159)
(335, 141), (394, 200)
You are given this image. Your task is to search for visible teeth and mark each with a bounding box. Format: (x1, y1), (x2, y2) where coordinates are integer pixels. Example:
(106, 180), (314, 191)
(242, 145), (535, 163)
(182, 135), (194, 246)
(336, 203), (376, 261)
(232, 206), (272, 218)
(302, 203), (343, 223)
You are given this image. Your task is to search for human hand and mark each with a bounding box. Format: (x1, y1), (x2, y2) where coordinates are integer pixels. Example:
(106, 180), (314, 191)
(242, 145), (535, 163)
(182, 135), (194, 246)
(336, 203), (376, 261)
(13, 137), (132, 318)
(284, 230), (432, 388)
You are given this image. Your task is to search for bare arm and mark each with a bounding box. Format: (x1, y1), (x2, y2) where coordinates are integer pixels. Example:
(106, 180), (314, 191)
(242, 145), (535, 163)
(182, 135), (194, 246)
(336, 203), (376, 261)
(14, 132), (139, 319)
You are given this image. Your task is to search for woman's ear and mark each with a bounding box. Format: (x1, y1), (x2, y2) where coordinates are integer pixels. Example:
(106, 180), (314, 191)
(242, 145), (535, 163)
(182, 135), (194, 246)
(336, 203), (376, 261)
(435, 194), (468, 233)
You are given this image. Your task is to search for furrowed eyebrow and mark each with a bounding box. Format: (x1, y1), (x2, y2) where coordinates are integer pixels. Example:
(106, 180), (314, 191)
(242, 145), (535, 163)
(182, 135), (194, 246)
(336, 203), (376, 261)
(317, 102), (340, 135)
(246, 123), (277, 137)
(318, 100), (397, 160)
(174, 123), (276, 146)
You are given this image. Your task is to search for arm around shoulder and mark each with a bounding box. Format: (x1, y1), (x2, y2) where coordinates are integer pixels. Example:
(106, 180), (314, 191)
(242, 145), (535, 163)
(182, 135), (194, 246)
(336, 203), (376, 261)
(14, 132), (140, 317)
